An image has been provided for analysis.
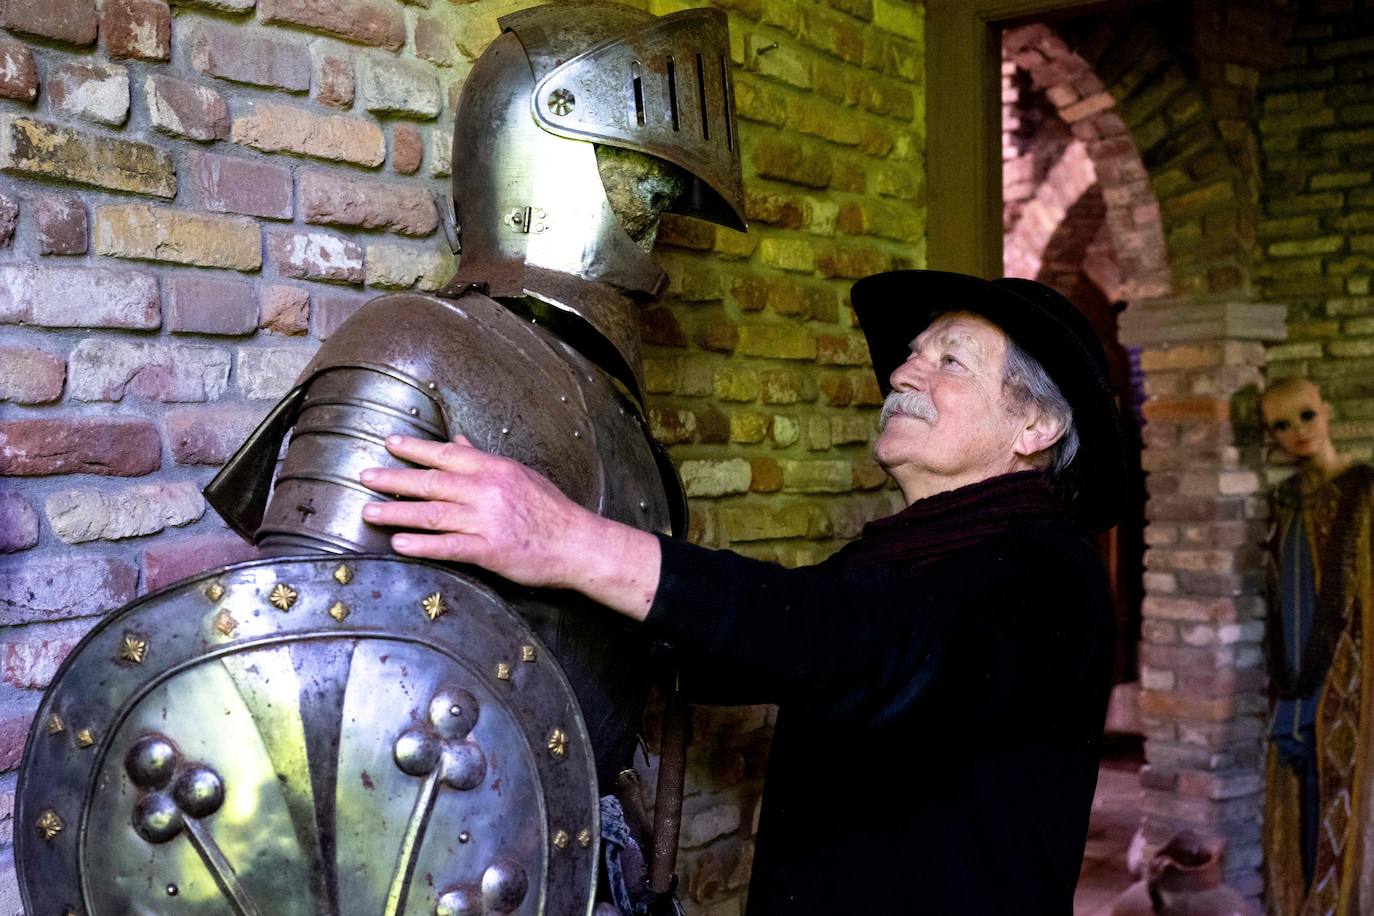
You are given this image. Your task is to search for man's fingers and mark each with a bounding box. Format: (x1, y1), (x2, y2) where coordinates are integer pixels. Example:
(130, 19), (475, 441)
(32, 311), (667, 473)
(392, 531), (485, 563)
(359, 466), (465, 502)
(362, 498), (475, 533)
(383, 434), (483, 472)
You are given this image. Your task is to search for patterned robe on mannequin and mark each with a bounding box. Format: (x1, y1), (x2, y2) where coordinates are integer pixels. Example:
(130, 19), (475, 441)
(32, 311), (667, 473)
(1263, 465), (1374, 915)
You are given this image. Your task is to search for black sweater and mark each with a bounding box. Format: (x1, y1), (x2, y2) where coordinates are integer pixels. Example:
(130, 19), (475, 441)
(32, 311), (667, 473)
(644, 497), (1114, 914)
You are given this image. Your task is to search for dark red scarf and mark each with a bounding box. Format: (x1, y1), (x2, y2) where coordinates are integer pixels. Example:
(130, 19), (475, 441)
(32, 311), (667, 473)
(835, 471), (1068, 573)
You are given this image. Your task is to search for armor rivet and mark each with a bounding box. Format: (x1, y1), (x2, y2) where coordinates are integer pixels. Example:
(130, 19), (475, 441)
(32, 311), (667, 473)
(547, 87), (576, 116)
(36, 809), (63, 843)
(333, 563), (354, 586)
(520, 645), (536, 663)
(427, 381), (437, 391)
(119, 633), (148, 665)
(553, 829), (570, 850)
(639, 499), (648, 511)
(421, 591), (448, 621)
(213, 610), (237, 636)
(496, 662), (512, 681)
(329, 601), (350, 623)
(166, 884), (178, 897)
(547, 728), (568, 759)
(269, 583), (298, 612)
(76, 728), (95, 748)
(47, 714), (64, 736)
(204, 581), (225, 603)
(573, 430), (581, 439)
(449, 704), (462, 717)
(560, 395), (568, 403)
(501, 427), (510, 436)
(577, 828), (593, 848)
(409, 407), (419, 416)
(459, 831), (470, 843)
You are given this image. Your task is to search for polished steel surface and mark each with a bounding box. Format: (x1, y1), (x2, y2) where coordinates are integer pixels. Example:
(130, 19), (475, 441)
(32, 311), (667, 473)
(16, 556), (598, 916)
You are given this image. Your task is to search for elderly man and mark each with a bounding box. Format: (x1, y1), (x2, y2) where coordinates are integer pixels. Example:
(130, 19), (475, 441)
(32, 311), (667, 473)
(360, 270), (1127, 913)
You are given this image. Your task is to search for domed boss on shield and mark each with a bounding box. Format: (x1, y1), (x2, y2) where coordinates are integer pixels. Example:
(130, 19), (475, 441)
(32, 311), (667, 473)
(14, 3), (746, 914)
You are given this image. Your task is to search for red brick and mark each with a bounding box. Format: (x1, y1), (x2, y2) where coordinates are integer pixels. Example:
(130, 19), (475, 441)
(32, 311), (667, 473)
(0, 490), (38, 553)
(191, 151), (292, 220)
(0, 345), (64, 404)
(260, 0), (405, 50)
(816, 243), (891, 279)
(2, 619), (90, 688)
(819, 373), (853, 406)
(640, 307), (689, 347)
(316, 55), (355, 109)
(1, 0), (97, 46)
(750, 458), (783, 493)
(1142, 397), (1232, 423)
(48, 62), (131, 126)
(166, 406), (263, 466)
(816, 334), (871, 366)
(1, 265), (160, 329)
(392, 124), (423, 175)
(143, 533), (258, 592)
(299, 170), (438, 236)
(166, 274), (258, 335)
(0, 691), (39, 770)
(0, 417), (160, 476)
(102, 0), (170, 61)
(192, 23), (311, 92)
(267, 230), (364, 283)
(313, 291), (368, 339)
(260, 285), (309, 335)
(0, 555), (138, 625)
(35, 194), (88, 255)
(415, 14), (455, 66)
(752, 137), (832, 187)
(0, 36), (37, 101)
(145, 74), (230, 141)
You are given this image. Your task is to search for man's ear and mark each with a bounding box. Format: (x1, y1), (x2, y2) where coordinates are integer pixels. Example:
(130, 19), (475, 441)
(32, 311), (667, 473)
(1012, 406), (1065, 461)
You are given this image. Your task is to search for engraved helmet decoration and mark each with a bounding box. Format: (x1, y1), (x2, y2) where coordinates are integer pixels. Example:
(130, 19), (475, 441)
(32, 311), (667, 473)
(15, 557), (599, 915)
(451, 0), (746, 300)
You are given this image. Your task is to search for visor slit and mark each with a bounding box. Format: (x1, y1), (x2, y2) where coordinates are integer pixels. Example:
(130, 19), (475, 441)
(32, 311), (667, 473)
(695, 53), (710, 140)
(720, 56), (733, 152)
(631, 61), (645, 126)
(666, 56), (680, 131)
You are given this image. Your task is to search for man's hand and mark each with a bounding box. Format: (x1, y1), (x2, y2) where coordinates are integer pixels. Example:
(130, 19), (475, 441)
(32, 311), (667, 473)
(360, 435), (661, 621)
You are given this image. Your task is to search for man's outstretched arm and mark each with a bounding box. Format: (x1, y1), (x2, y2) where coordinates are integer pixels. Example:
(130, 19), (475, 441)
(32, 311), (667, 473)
(360, 434), (663, 620)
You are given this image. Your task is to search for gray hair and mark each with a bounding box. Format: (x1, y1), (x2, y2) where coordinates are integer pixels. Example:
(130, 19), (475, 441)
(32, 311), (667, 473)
(1001, 340), (1079, 478)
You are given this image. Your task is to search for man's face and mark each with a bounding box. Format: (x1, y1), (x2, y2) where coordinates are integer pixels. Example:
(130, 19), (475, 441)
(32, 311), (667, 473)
(873, 311), (1033, 499)
(1261, 380), (1331, 460)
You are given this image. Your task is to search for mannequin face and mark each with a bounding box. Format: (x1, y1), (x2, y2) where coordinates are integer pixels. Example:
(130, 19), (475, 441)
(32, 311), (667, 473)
(1261, 379), (1333, 461)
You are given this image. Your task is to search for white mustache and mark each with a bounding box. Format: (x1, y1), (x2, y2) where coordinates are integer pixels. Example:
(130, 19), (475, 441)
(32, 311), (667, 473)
(878, 390), (938, 431)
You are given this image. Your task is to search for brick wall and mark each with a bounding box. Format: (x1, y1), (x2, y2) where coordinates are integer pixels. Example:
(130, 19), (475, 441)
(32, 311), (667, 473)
(1257, 1), (1374, 463)
(0, 1), (925, 912)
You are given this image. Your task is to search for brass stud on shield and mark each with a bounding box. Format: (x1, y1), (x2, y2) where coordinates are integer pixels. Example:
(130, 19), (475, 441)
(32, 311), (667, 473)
(496, 662), (512, 681)
(46, 714), (64, 736)
(329, 601), (350, 623)
(269, 583), (298, 612)
(552, 829), (570, 850)
(204, 581), (225, 603)
(333, 563), (354, 586)
(213, 610), (237, 637)
(520, 645), (536, 663)
(577, 828), (593, 848)
(119, 633), (148, 665)
(547, 728), (568, 759)
(421, 592), (447, 621)
(36, 809), (63, 843)
(76, 728), (95, 748)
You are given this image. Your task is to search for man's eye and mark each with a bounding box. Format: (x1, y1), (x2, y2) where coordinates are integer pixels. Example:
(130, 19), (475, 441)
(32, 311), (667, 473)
(1272, 420), (1290, 432)
(1300, 409), (1317, 421)
(940, 355), (963, 369)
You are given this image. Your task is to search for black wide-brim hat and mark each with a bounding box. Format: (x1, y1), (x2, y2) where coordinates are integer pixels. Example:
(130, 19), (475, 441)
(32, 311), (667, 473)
(850, 270), (1130, 534)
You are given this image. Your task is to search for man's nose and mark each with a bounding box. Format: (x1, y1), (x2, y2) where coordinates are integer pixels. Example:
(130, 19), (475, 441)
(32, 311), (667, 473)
(890, 354), (928, 391)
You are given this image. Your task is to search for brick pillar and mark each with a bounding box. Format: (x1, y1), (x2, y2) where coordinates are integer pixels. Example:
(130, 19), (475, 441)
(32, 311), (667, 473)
(1117, 298), (1287, 898)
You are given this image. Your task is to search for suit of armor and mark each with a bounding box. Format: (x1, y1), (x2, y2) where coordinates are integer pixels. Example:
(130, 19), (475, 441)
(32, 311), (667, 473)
(15, 4), (744, 914)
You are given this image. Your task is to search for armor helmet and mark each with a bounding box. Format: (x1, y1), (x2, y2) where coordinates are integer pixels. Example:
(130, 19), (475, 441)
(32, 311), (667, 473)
(451, 1), (746, 303)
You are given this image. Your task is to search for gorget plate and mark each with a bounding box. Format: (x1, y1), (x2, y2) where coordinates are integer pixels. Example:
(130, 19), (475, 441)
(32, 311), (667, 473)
(15, 555), (598, 916)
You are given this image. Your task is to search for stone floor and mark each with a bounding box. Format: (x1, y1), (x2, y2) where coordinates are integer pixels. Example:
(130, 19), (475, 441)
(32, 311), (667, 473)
(1073, 747), (1145, 915)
